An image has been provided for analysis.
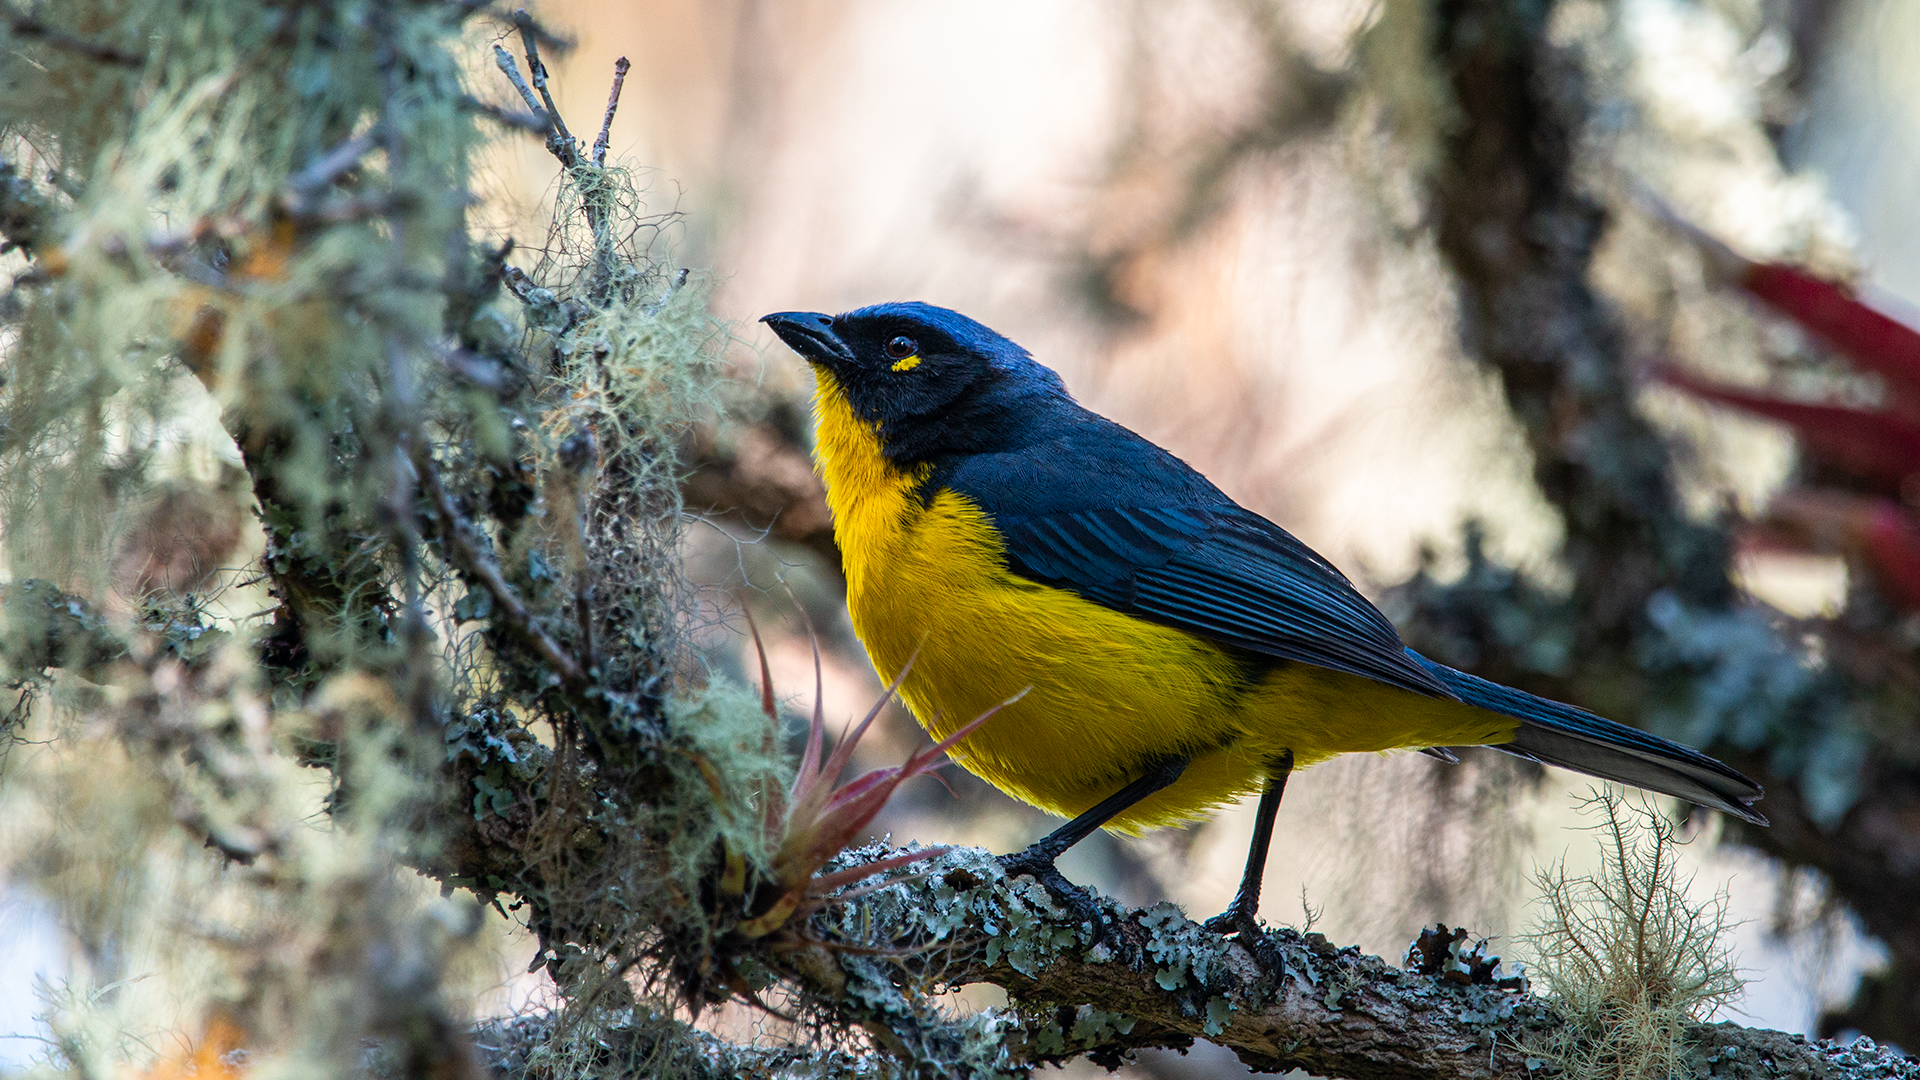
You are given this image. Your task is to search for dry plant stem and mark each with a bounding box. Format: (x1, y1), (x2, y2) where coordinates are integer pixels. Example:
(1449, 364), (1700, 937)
(491, 26), (618, 299)
(581, 59), (629, 299)
(490, 44), (549, 128)
(287, 129), (380, 203)
(512, 8), (578, 166)
(460, 95), (549, 134)
(591, 57), (629, 168)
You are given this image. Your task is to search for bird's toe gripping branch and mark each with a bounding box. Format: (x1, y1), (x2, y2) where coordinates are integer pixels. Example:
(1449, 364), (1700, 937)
(997, 847), (1112, 936)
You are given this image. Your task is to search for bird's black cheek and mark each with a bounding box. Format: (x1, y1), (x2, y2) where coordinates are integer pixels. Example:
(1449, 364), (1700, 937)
(833, 377), (897, 427)
(892, 382), (959, 416)
(855, 374), (958, 427)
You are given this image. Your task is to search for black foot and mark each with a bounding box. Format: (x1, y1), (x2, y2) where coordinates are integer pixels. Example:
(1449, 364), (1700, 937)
(1202, 902), (1258, 937)
(999, 848), (1110, 942)
(1205, 903), (1282, 970)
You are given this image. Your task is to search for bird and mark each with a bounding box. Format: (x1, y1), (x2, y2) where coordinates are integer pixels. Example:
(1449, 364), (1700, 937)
(761, 301), (1765, 936)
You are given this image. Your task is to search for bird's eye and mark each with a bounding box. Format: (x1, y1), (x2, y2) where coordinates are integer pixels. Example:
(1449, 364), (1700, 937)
(885, 336), (917, 360)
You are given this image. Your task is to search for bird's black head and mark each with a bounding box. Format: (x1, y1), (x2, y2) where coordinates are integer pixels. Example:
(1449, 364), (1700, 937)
(761, 302), (1070, 464)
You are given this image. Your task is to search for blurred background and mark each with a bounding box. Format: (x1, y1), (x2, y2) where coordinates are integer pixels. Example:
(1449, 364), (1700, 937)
(9, 0), (1920, 1075)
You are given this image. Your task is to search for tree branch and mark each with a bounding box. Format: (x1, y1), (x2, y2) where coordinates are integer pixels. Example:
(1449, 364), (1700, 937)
(682, 403), (841, 574)
(414, 446), (587, 689)
(475, 845), (1917, 1080)
(1, 3), (142, 66)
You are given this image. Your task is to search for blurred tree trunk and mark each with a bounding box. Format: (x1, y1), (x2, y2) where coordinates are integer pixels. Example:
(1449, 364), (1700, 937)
(1395, 0), (1920, 1046)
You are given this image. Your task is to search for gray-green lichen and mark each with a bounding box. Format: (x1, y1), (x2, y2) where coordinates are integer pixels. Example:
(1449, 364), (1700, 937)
(739, 843), (1917, 1080)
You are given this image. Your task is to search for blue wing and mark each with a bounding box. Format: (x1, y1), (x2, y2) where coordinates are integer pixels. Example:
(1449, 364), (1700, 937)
(927, 413), (1449, 699)
(990, 504), (1452, 700)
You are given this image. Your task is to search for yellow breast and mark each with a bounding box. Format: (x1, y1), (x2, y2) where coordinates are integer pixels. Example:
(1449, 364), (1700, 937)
(809, 374), (1517, 833)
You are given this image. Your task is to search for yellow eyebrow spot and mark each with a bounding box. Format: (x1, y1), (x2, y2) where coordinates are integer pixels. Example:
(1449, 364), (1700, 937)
(891, 354), (921, 372)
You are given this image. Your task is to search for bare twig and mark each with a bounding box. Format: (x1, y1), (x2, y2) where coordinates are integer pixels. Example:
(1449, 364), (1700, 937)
(460, 95), (549, 134)
(591, 57), (631, 168)
(512, 9), (578, 167)
(287, 130), (380, 201)
(2, 4), (142, 66)
(499, 264), (542, 305)
(480, 5), (572, 52)
(414, 447), (587, 688)
(644, 267), (690, 316)
(491, 19), (622, 305)
(491, 44), (544, 118)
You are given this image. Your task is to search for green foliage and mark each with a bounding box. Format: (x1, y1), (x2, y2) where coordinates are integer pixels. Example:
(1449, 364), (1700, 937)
(1523, 791), (1744, 1080)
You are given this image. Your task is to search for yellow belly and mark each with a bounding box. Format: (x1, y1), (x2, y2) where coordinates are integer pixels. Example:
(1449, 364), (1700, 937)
(840, 489), (1513, 832)
(811, 376), (1517, 834)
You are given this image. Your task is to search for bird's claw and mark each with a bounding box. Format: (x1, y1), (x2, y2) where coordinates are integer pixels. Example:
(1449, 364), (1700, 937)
(998, 850), (1112, 945)
(1204, 904), (1283, 970)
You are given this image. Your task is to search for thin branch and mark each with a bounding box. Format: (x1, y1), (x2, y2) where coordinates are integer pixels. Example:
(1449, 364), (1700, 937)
(479, 4), (573, 52)
(2, 4), (142, 66)
(414, 446), (587, 689)
(287, 130), (380, 201)
(491, 45), (546, 122)
(460, 95), (549, 134)
(512, 8), (577, 167)
(491, 19), (622, 305)
(591, 57), (630, 168)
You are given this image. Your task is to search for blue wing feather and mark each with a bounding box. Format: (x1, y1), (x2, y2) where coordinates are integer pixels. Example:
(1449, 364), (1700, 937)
(931, 416), (1450, 700)
(996, 507), (1451, 698)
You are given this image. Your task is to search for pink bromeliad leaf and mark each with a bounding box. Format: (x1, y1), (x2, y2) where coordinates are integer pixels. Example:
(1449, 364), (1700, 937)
(1764, 489), (1920, 609)
(1632, 191), (1920, 611)
(779, 656), (1016, 891)
(1632, 184), (1920, 412)
(739, 624), (1017, 941)
(1656, 365), (1920, 494)
(1740, 263), (1920, 414)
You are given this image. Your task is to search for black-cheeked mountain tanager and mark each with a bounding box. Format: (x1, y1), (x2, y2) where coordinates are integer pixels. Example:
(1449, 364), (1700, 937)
(762, 301), (1764, 937)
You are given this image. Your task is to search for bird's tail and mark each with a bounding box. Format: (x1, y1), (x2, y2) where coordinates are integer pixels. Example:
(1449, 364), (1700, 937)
(1407, 650), (1767, 825)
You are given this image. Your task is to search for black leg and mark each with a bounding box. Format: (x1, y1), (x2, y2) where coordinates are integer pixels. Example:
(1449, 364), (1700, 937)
(1204, 751), (1293, 937)
(1001, 756), (1190, 930)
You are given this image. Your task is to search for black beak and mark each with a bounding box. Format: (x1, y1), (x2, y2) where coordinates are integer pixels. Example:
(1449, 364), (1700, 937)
(761, 311), (855, 367)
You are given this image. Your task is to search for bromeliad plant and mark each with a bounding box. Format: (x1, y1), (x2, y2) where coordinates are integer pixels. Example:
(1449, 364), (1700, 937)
(1648, 206), (1920, 609)
(694, 630), (1008, 1007)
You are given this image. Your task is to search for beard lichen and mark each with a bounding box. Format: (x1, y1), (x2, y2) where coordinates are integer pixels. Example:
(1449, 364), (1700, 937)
(1521, 790), (1745, 1080)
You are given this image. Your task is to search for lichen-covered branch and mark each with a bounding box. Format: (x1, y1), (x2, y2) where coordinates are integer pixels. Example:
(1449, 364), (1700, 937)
(471, 845), (1917, 1080)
